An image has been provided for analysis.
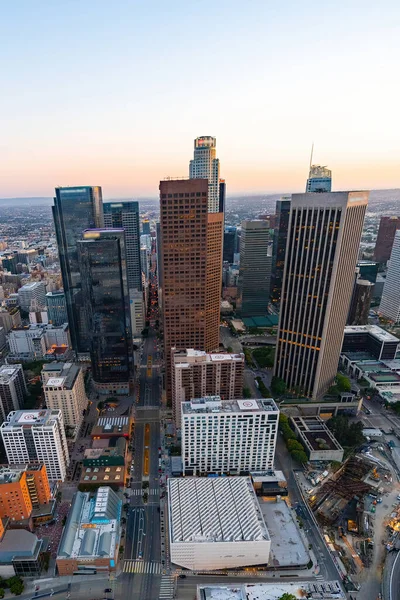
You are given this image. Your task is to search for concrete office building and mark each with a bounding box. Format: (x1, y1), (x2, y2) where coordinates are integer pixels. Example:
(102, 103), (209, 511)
(45, 291), (67, 326)
(0, 464), (51, 522)
(274, 192), (368, 399)
(306, 165), (332, 193)
(291, 416), (344, 462)
(171, 349), (244, 426)
(238, 221), (270, 316)
(18, 282), (46, 312)
(342, 324), (399, 361)
(53, 186), (104, 354)
(140, 246), (149, 281)
(57, 487), (121, 575)
(7, 324), (70, 361)
(42, 362), (88, 440)
(271, 196), (291, 305)
(160, 179), (223, 402)
(0, 529), (45, 577)
(156, 222), (163, 309)
(0, 365), (27, 424)
(0, 409), (69, 481)
(168, 477), (270, 571)
(374, 216), (400, 263)
(189, 136), (220, 213)
(0, 308), (21, 334)
(181, 396), (279, 475)
(380, 231), (400, 322)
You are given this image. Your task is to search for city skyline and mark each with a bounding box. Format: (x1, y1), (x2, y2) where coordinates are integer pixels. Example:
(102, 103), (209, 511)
(2, 1), (400, 198)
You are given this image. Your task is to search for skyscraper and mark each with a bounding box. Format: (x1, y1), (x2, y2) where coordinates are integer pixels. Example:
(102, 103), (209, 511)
(374, 216), (400, 263)
(189, 136), (220, 212)
(46, 291), (67, 326)
(103, 201), (142, 292)
(306, 165), (332, 193)
(223, 226), (237, 263)
(238, 220), (270, 316)
(275, 191), (368, 399)
(0, 365), (27, 424)
(271, 197), (291, 305)
(160, 179), (223, 402)
(347, 279), (374, 325)
(53, 186), (104, 353)
(78, 229), (131, 394)
(379, 230), (400, 323)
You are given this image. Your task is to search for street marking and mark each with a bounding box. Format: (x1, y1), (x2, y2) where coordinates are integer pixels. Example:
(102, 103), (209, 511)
(123, 559), (162, 574)
(131, 488), (159, 495)
(159, 575), (175, 599)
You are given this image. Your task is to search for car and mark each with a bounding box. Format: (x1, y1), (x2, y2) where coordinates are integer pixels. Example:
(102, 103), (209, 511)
(179, 574), (186, 579)
(104, 589), (112, 593)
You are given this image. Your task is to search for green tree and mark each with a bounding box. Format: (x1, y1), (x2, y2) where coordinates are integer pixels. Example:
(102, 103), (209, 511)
(271, 376), (287, 396)
(227, 346), (233, 353)
(287, 439), (304, 452)
(278, 593), (297, 600)
(290, 450), (308, 464)
(243, 387), (252, 399)
(97, 401), (105, 411)
(336, 373), (351, 392)
(0, 588), (4, 598)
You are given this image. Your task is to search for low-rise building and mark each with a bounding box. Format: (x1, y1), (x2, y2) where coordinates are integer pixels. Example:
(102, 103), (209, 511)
(168, 477), (271, 571)
(91, 416), (130, 446)
(79, 438), (126, 490)
(7, 324), (70, 361)
(290, 416), (344, 462)
(181, 396), (279, 476)
(196, 581), (345, 600)
(342, 325), (399, 362)
(42, 362), (88, 440)
(0, 528), (45, 577)
(56, 487), (121, 575)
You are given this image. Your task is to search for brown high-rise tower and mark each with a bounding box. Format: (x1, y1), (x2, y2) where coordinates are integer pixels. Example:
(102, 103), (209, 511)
(160, 179), (223, 402)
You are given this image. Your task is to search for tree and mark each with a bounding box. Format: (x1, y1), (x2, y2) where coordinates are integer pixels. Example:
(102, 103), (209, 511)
(287, 439), (304, 452)
(290, 450), (308, 464)
(278, 593), (297, 600)
(327, 414), (364, 447)
(0, 588), (4, 598)
(336, 373), (351, 392)
(243, 387), (252, 399)
(271, 376), (287, 396)
(227, 346), (233, 353)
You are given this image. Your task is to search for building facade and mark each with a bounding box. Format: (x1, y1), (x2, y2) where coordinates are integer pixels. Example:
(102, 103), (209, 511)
(0, 365), (27, 424)
(374, 216), (400, 263)
(160, 179), (223, 402)
(171, 349), (244, 426)
(42, 362), (88, 439)
(271, 197), (291, 305)
(78, 229), (131, 394)
(238, 220), (270, 316)
(18, 282), (46, 312)
(274, 191), (368, 399)
(52, 186), (104, 353)
(189, 136), (220, 212)
(223, 226), (237, 263)
(0, 464), (51, 522)
(306, 165), (332, 193)
(46, 291), (67, 326)
(0, 409), (69, 481)
(181, 396), (279, 475)
(347, 279), (374, 325)
(380, 230), (400, 322)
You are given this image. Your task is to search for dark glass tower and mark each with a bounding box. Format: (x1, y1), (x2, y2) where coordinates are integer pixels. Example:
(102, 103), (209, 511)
(271, 197), (291, 305)
(52, 186), (104, 352)
(103, 202), (142, 292)
(223, 226), (237, 263)
(78, 229), (131, 387)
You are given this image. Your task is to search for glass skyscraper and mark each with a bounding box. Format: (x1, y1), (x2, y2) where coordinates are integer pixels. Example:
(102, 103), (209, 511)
(306, 165), (332, 193)
(52, 186), (104, 352)
(78, 229), (131, 390)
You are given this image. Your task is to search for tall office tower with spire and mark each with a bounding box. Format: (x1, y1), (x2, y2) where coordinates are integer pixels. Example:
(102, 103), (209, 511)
(274, 191), (368, 399)
(53, 186), (104, 353)
(160, 179), (223, 402)
(306, 165), (332, 193)
(379, 230), (400, 323)
(189, 136), (220, 212)
(78, 229), (131, 394)
(238, 221), (270, 316)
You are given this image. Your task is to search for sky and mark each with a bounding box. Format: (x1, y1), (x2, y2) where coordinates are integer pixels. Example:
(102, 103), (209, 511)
(1, 0), (400, 198)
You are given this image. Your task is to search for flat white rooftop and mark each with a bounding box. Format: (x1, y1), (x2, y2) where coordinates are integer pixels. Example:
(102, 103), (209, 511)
(344, 324), (399, 343)
(46, 377), (66, 387)
(168, 477), (269, 544)
(197, 581), (345, 600)
(182, 396), (279, 415)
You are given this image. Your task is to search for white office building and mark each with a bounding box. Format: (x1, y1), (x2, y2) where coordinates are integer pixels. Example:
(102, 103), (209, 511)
(380, 230), (400, 323)
(0, 365), (27, 424)
(0, 409), (69, 481)
(42, 362), (88, 440)
(7, 324), (70, 360)
(168, 477), (271, 571)
(189, 136), (220, 213)
(17, 282), (46, 312)
(181, 396), (279, 476)
(129, 289), (145, 337)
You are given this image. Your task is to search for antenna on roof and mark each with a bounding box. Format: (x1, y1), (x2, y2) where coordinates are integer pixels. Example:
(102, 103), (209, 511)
(309, 142), (314, 171)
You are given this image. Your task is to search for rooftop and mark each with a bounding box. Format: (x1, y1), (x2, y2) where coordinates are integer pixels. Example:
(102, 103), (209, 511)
(258, 499), (309, 568)
(168, 477), (269, 544)
(197, 581), (345, 600)
(57, 487), (121, 560)
(291, 416), (343, 452)
(43, 362), (80, 390)
(344, 324), (400, 343)
(174, 349), (244, 365)
(182, 396), (279, 415)
(91, 416), (130, 437)
(0, 365), (22, 383)
(1, 409), (61, 429)
(0, 529), (43, 563)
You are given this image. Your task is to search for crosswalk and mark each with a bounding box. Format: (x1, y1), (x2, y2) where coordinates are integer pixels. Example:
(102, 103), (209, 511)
(123, 559), (163, 574)
(159, 575), (175, 599)
(130, 488), (159, 496)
